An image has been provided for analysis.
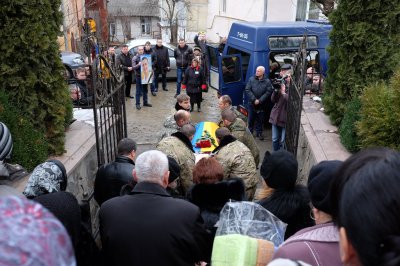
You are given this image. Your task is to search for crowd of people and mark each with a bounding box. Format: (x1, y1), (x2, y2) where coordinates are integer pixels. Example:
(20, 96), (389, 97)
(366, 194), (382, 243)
(2, 34), (398, 266)
(1, 135), (400, 265)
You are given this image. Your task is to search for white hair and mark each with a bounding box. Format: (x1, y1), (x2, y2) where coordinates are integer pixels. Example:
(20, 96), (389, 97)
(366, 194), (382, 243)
(135, 150), (168, 183)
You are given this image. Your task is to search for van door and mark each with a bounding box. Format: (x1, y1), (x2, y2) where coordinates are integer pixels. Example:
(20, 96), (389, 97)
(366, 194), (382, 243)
(207, 45), (244, 106)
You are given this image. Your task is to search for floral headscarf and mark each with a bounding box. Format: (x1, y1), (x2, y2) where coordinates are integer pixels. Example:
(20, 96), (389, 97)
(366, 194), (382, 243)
(23, 160), (67, 199)
(0, 196), (76, 266)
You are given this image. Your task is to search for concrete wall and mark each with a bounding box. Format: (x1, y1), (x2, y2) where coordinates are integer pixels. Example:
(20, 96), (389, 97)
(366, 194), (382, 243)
(297, 97), (351, 184)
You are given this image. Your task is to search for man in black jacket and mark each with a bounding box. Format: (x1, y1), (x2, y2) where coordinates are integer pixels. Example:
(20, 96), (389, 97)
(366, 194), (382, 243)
(154, 38), (170, 93)
(174, 38), (193, 98)
(245, 66), (273, 140)
(94, 138), (136, 206)
(116, 44), (133, 98)
(100, 150), (212, 266)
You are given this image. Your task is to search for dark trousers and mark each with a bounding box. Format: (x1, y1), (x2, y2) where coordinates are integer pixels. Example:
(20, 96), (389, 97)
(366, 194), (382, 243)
(124, 74), (132, 97)
(135, 76), (149, 106)
(248, 106), (265, 135)
(155, 71), (167, 91)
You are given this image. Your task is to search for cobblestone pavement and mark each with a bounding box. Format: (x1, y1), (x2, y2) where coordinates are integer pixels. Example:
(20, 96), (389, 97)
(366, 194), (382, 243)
(125, 81), (272, 158)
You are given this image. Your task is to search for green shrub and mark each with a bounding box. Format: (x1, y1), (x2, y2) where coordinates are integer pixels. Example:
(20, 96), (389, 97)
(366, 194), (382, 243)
(339, 97), (361, 152)
(0, 90), (48, 171)
(356, 70), (400, 150)
(323, 0), (400, 126)
(0, 0), (72, 155)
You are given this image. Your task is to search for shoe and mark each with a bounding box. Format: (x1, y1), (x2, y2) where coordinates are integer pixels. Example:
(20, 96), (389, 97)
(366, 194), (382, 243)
(163, 88), (168, 91)
(190, 108), (193, 112)
(136, 105), (141, 110)
(151, 92), (156, 96)
(129, 96), (134, 99)
(197, 108), (201, 112)
(256, 133), (264, 141)
(174, 94), (179, 98)
(143, 103), (152, 107)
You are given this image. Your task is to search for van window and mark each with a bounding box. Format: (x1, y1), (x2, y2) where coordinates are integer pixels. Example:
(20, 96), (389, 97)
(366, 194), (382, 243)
(269, 50), (321, 74)
(227, 47), (250, 81)
(269, 36), (318, 49)
(222, 56), (241, 83)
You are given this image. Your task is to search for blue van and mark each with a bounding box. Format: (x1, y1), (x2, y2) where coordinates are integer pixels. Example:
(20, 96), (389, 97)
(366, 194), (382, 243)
(207, 20), (332, 106)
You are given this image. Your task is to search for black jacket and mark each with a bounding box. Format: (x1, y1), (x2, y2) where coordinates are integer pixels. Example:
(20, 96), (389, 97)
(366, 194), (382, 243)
(187, 178), (246, 236)
(174, 44), (193, 68)
(154, 45), (170, 73)
(258, 185), (314, 239)
(94, 156), (135, 206)
(116, 52), (132, 76)
(245, 75), (273, 108)
(99, 182), (213, 266)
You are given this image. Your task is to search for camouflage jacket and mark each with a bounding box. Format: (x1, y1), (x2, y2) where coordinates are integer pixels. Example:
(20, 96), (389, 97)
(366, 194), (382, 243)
(156, 132), (195, 196)
(212, 135), (258, 200)
(228, 118), (260, 167)
(159, 114), (180, 141)
(218, 106), (248, 127)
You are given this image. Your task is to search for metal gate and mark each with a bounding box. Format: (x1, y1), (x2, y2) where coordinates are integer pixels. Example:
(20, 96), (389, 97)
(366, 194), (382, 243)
(285, 36), (307, 156)
(90, 54), (127, 167)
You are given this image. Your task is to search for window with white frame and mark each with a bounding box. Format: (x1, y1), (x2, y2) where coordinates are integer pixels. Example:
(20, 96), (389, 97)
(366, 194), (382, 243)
(141, 17), (151, 35)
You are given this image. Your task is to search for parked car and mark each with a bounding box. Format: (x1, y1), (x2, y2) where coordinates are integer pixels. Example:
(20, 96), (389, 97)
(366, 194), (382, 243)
(61, 51), (86, 78)
(125, 39), (177, 79)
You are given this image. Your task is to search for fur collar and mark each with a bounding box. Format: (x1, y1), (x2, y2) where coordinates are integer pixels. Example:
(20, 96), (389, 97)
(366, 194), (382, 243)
(171, 132), (195, 152)
(212, 135), (236, 154)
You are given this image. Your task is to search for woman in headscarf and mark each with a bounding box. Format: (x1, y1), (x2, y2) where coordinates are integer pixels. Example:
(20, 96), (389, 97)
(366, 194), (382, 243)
(23, 159), (67, 198)
(0, 196), (76, 266)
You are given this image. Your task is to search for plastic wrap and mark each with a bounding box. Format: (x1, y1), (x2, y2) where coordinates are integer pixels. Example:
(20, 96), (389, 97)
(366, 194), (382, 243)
(212, 201), (287, 266)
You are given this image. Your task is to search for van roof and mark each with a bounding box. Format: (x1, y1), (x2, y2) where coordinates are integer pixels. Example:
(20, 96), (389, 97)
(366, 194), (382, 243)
(227, 21), (332, 52)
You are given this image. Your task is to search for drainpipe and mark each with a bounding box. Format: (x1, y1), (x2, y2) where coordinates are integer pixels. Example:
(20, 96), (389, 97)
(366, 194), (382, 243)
(263, 0), (268, 22)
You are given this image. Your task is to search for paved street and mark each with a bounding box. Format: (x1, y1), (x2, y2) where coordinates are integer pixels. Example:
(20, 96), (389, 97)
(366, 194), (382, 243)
(126, 81), (272, 159)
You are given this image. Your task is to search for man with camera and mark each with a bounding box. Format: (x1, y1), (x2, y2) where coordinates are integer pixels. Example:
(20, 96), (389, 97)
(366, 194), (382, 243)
(269, 63), (291, 151)
(245, 66), (273, 140)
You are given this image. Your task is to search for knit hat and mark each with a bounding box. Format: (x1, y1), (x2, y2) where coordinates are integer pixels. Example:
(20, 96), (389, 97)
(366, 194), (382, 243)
(193, 46), (202, 52)
(307, 160), (343, 214)
(167, 156), (180, 184)
(260, 150), (298, 189)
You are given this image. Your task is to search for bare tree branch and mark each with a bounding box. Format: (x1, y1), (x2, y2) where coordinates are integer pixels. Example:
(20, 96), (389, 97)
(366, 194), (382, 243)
(310, 0), (336, 17)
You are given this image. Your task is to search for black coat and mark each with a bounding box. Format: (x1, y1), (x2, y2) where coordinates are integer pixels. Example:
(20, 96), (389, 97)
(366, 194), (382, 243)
(187, 178), (246, 236)
(99, 182), (213, 266)
(94, 156), (135, 206)
(154, 45), (170, 73)
(116, 52), (132, 76)
(182, 65), (205, 94)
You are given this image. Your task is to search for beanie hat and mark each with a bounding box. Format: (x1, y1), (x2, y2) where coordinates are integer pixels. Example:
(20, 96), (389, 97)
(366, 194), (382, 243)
(193, 46), (202, 52)
(260, 150), (298, 189)
(167, 156), (180, 184)
(307, 160), (343, 214)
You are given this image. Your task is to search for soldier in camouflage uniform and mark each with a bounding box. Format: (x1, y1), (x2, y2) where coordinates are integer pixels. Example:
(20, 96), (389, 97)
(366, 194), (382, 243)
(221, 109), (260, 167)
(159, 110), (191, 141)
(156, 124), (196, 196)
(217, 95), (247, 126)
(212, 127), (259, 200)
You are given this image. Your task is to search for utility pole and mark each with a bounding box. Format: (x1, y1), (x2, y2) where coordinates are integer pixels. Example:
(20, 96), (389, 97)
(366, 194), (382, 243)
(60, 0), (69, 51)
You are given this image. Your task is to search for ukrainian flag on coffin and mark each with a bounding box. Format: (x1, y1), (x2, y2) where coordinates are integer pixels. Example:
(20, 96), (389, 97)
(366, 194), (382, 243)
(192, 121), (219, 153)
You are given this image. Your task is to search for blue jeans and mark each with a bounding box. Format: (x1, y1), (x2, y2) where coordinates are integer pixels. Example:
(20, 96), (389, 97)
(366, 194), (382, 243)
(155, 71), (167, 91)
(272, 124), (286, 151)
(247, 105), (265, 135)
(135, 76), (148, 106)
(176, 67), (186, 95)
